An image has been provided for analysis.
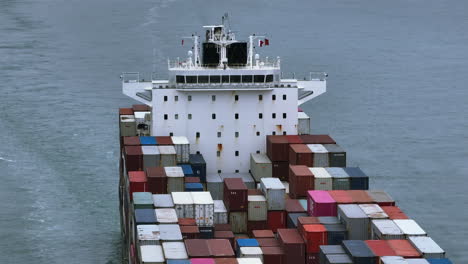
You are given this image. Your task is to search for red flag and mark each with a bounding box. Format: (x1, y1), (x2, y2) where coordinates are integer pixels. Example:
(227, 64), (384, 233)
(264, 38), (269, 46)
(259, 40), (264, 47)
(181, 39), (184, 46)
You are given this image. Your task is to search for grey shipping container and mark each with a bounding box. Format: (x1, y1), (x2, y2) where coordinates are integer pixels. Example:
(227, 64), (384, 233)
(297, 112), (311, 135)
(191, 192), (215, 227)
(142, 146), (161, 169)
(206, 173), (224, 200)
(319, 245), (346, 264)
(260, 178), (286, 210)
(165, 167), (185, 193)
(371, 219), (405, 240)
(250, 153), (273, 182)
(326, 167), (350, 190)
(408, 236), (445, 258)
(171, 136), (190, 163)
(153, 194), (174, 208)
(120, 115), (137, 137)
(324, 224), (347, 245)
(162, 241), (189, 260)
(214, 200), (228, 224)
(229, 211), (247, 233)
(137, 225), (160, 245)
(342, 240), (376, 264)
(323, 144), (346, 167)
(318, 217), (341, 225)
(344, 167), (369, 190)
(307, 144), (329, 167)
(337, 204), (369, 240)
(155, 208), (178, 224)
(158, 146), (177, 167)
(287, 212), (308, 228)
(159, 224), (183, 241)
(248, 195), (268, 221)
(326, 254), (353, 264)
(139, 245), (164, 264)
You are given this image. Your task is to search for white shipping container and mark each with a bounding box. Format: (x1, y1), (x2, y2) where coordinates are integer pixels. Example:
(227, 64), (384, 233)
(408, 236), (445, 258)
(119, 115), (136, 137)
(248, 195), (268, 221)
(171, 136), (190, 163)
(393, 219), (427, 237)
(162, 242), (188, 260)
(405, 259), (430, 264)
(155, 208), (178, 224)
(309, 167), (333, 190)
(297, 112), (311, 135)
(158, 146), (177, 166)
(250, 153), (272, 182)
(214, 200), (228, 224)
(139, 245), (165, 264)
(380, 256), (408, 264)
(239, 247), (263, 261)
(237, 258), (263, 264)
(165, 167), (185, 193)
(137, 225), (160, 245)
(307, 144), (329, 167)
(359, 204), (389, 219)
(153, 194), (174, 208)
(134, 111), (151, 136)
(260, 178), (286, 210)
(371, 220), (405, 240)
(171, 192), (194, 218)
(159, 224), (183, 241)
(191, 192), (215, 227)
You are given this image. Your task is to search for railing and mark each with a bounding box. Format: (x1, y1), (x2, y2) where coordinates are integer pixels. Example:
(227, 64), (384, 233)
(121, 72), (156, 83)
(167, 60), (280, 70)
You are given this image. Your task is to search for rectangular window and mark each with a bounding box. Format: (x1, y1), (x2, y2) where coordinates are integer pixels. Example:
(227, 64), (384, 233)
(283, 113), (287, 119)
(272, 94), (276, 101)
(235, 151), (239, 157)
(217, 132), (222, 138)
(222, 75), (229, 83)
(235, 113), (239, 119)
(217, 170), (222, 173)
(186, 76), (197, 83)
(235, 132), (239, 138)
(169, 132), (174, 136)
(272, 131), (276, 135)
(198, 75), (209, 83)
(196, 132), (200, 138)
(256, 150), (261, 154)
(272, 113), (276, 119)
(283, 131), (287, 135)
(196, 151), (200, 154)
(212, 113), (216, 119)
(230, 75), (241, 82)
(209, 75), (221, 83)
(188, 114), (192, 119)
(241, 75), (253, 83)
(234, 95), (239, 101)
(176, 75), (185, 83)
(174, 114), (179, 120)
(254, 75), (265, 83)
(164, 96), (168, 102)
(283, 94), (287, 100)
(188, 95), (192, 101)
(217, 151), (221, 157)
(256, 131), (260, 136)
(235, 170), (239, 173)
(175, 96), (179, 101)
(212, 95), (216, 101)
(259, 113), (263, 119)
(258, 95), (263, 101)
(164, 114), (168, 120)
(266, 74), (274, 82)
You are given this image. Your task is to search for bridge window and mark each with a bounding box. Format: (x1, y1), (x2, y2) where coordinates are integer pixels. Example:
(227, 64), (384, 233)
(164, 96), (168, 102)
(212, 113), (216, 119)
(283, 94), (287, 100)
(272, 94), (276, 101)
(176, 75), (185, 83)
(254, 75), (265, 83)
(283, 113), (287, 119)
(222, 75), (229, 83)
(210, 75), (221, 83)
(258, 95), (263, 101)
(164, 114), (168, 120)
(198, 75), (209, 83)
(234, 95), (239, 101)
(266, 74), (274, 82)
(186, 76), (197, 83)
(241, 75), (253, 83)
(230, 75), (241, 82)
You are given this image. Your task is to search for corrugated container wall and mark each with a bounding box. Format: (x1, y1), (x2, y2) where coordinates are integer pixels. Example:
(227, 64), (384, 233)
(272, 161), (289, 181)
(191, 192), (215, 227)
(289, 144), (313, 166)
(309, 168), (333, 190)
(165, 167), (185, 193)
(277, 228), (306, 264)
(189, 154), (207, 182)
(344, 167), (369, 190)
(229, 211), (248, 233)
(298, 112), (311, 135)
(371, 219), (405, 240)
(172, 192), (195, 218)
(260, 178), (286, 210)
(289, 165), (314, 199)
(171, 136), (190, 163)
(337, 204), (369, 240)
(248, 195), (268, 221)
(120, 115), (137, 137)
(142, 146), (161, 169)
(206, 173), (223, 200)
(267, 136), (290, 162)
(307, 144), (329, 167)
(223, 178), (248, 211)
(214, 200), (228, 225)
(326, 168), (350, 190)
(250, 153), (272, 182)
(158, 146), (177, 167)
(146, 167), (167, 194)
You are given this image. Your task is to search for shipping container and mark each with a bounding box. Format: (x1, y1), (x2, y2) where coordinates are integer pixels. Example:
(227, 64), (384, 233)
(214, 259), (238, 264)
(180, 225), (200, 239)
(159, 224), (183, 241)
(252, 230), (275, 238)
(289, 165), (314, 199)
(257, 238), (280, 248)
(328, 190), (353, 204)
(289, 144), (314, 166)
(132, 104), (151, 112)
(172, 192), (195, 218)
(239, 247), (263, 261)
(146, 167), (167, 194)
(380, 256), (408, 264)
(324, 224), (347, 245)
(260, 178), (286, 210)
(366, 190), (395, 206)
(306, 253), (319, 264)
(137, 225), (160, 245)
(342, 240), (376, 264)
(299, 135), (336, 144)
(155, 208), (178, 224)
(277, 228), (306, 264)
(120, 115), (137, 137)
(364, 240), (397, 258)
(215, 223), (232, 231)
(247, 221), (269, 235)
(325, 254), (353, 264)
(307, 144), (329, 167)
(298, 112), (311, 135)
(185, 182), (204, 192)
(408, 236), (445, 258)
(123, 136), (140, 146)
(261, 246), (285, 264)
(309, 168), (333, 191)
(267, 211), (286, 232)
(248, 195), (268, 221)
(307, 190), (337, 217)
(286, 199), (306, 213)
(153, 194), (174, 208)
(129, 171), (147, 197)
(224, 178), (248, 211)
(189, 154), (207, 182)
(133, 192), (154, 209)
(272, 161), (289, 181)
(359, 204), (388, 219)
(142, 146), (161, 169)
(236, 258), (263, 264)
(140, 136), (157, 145)
(348, 190), (373, 204)
(387, 240), (421, 258)
(207, 173), (224, 200)
(381, 206), (409, 220)
(125, 146), (143, 171)
(319, 245), (346, 264)
(248, 189), (264, 196)
(163, 242), (188, 260)
(318, 216), (341, 225)
(406, 260), (430, 264)
(135, 209), (157, 225)
(155, 136), (173, 145)
(393, 220), (427, 237)
(181, 164), (194, 177)
(250, 153), (273, 181)
(165, 167), (185, 193)
(344, 168), (369, 190)
(191, 192), (215, 227)
(326, 168), (350, 190)
(120, 108), (134, 116)
(282, 181), (289, 195)
(221, 173), (256, 190)
(301, 224), (327, 253)
(237, 239), (260, 253)
(167, 260), (191, 264)
(323, 144), (346, 167)
(287, 212), (308, 228)
(371, 220), (405, 240)
(298, 216), (320, 234)
(185, 239), (211, 258)
(214, 200), (228, 225)
(199, 226), (215, 239)
(214, 231), (235, 249)
(171, 136), (190, 163)
(192, 259), (215, 264)
(267, 135), (290, 161)
(337, 204), (369, 240)
(207, 239), (235, 258)
(229, 211), (248, 233)
(139, 245), (164, 264)
(185, 177), (201, 183)
(426, 259), (452, 264)
(158, 146), (177, 167)
(178, 218), (196, 226)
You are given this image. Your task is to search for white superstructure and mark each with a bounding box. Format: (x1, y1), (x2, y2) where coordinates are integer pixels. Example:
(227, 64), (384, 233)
(122, 16), (327, 174)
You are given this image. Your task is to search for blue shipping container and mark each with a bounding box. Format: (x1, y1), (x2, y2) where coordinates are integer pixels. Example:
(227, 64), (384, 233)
(427, 259), (453, 264)
(180, 164), (194, 176)
(140, 136), (157, 145)
(167, 260), (190, 264)
(344, 167), (369, 190)
(189, 154), (207, 182)
(134, 209), (157, 224)
(185, 183), (204, 192)
(287, 212), (308, 228)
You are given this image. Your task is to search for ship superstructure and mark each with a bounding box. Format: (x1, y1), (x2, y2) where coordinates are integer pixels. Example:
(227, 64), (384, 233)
(122, 18), (327, 174)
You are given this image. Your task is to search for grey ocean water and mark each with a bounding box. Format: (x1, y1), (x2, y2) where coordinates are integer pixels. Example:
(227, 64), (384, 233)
(0, 0), (467, 263)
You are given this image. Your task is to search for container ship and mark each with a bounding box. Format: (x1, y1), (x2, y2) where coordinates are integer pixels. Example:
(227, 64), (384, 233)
(118, 17), (452, 264)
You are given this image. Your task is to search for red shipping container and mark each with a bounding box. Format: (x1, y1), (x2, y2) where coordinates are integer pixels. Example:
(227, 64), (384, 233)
(365, 240), (397, 261)
(289, 144), (313, 166)
(119, 108), (134, 115)
(262, 246), (285, 264)
(179, 218), (197, 226)
(306, 253), (319, 264)
(367, 190), (396, 206)
(272, 161), (289, 180)
(258, 238), (280, 247)
(301, 224), (327, 253)
(307, 190), (337, 217)
(214, 231), (235, 249)
(132, 104), (151, 112)
(267, 136), (289, 161)
(267, 211), (286, 232)
(252, 230), (275, 238)
(286, 135), (303, 144)
(207, 239), (235, 258)
(248, 189), (263, 196)
(381, 206), (409, 220)
(299, 135), (336, 144)
(145, 167), (167, 194)
(123, 136), (140, 146)
(286, 199), (306, 213)
(289, 165), (314, 199)
(278, 228), (306, 264)
(185, 177), (201, 183)
(297, 217), (320, 234)
(181, 225), (200, 239)
(223, 178), (248, 211)
(155, 136), (173, 145)
(124, 146), (143, 171)
(247, 220), (268, 235)
(185, 239), (211, 258)
(328, 190), (354, 204)
(387, 240), (422, 258)
(214, 224), (232, 231)
(215, 258), (238, 264)
(348, 190), (374, 204)
(128, 171), (147, 198)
